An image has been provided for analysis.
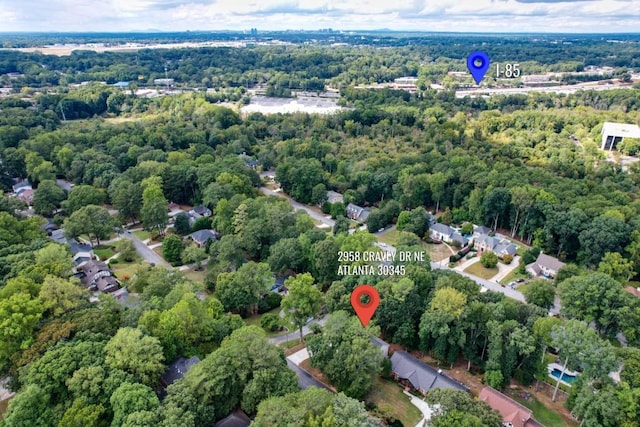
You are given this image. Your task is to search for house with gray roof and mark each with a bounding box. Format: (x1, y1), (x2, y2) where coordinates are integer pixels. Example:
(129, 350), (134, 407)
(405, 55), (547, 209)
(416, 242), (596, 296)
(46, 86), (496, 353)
(214, 410), (251, 427)
(370, 337), (390, 358)
(526, 253), (566, 278)
(475, 234), (517, 259)
(346, 203), (370, 223)
(188, 229), (219, 247)
(390, 351), (468, 395)
(429, 223), (468, 247)
(160, 356), (200, 387)
(76, 260), (120, 293)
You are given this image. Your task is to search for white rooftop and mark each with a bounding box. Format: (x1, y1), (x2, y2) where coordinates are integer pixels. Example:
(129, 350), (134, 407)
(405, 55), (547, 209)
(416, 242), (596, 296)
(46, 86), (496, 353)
(602, 122), (640, 138)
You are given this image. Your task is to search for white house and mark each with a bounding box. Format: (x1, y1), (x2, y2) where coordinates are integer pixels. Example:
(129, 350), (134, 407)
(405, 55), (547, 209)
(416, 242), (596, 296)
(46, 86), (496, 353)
(601, 122), (640, 151)
(429, 223), (468, 247)
(526, 253), (566, 278)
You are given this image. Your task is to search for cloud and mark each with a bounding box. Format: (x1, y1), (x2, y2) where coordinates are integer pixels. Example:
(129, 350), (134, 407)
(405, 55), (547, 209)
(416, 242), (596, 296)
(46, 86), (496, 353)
(0, 0), (638, 32)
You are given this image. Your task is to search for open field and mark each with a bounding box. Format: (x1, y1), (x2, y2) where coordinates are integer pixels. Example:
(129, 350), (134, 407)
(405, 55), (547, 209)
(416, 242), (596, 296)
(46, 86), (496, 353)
(464, 261), (499, 279)
(182, 268), (206, 283)
(367, 377), (423, 427)
(111, 261), (148, 281)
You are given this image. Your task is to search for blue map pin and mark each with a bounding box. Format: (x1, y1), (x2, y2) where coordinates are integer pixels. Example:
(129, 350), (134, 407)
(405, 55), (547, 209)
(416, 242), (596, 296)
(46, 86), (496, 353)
(467, 51), (490, 85)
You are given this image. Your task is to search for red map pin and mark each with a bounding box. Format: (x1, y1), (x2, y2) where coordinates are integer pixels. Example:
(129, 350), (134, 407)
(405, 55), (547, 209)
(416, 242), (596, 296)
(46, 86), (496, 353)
(351, 285), (380, 328)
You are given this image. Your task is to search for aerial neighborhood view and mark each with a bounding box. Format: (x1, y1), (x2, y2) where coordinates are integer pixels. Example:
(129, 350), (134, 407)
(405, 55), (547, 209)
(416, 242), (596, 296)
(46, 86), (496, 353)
(1, 1), (640, 426)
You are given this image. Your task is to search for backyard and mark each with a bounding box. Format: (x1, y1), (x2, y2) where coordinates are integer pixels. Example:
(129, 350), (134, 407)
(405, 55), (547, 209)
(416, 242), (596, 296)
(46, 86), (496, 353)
(366, 377), (423, 427)
(463, 261), (499, 280)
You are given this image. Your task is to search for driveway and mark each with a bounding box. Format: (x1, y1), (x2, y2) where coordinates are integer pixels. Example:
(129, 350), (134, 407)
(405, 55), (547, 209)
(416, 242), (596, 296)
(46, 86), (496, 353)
(403, 390), (436, 427)
(287, 348), (310, 366)
(118, 231), (170, 268)
(286, 359), (331, 391)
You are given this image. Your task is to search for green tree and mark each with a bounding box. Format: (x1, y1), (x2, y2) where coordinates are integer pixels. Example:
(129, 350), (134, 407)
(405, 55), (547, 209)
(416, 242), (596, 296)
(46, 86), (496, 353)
(311, 183), (327, 206)
(162, 234), (184, 265)
(63, 185), (106, 214)
(0, 292), (44, 369)
(111, 180), (142, 223)
(39, 276), (87, 316)
(429, 172), (447, 212)
(480, 251), (498, 268)
(307, 311), (383, 399)
(521, 279), (556, 310)
(115, 238), (136, 262)
(426, 389), (502, 427)
(550, 320), (619, 401)
(110, 383), (159, 427)
(558, 272), (627, 335)
(58, 398), (107, 427)
(174, 212), (191, 235)
(64, 204), (115, 246)
(33, 179), (66, 216)
(104, 327), (165, 386)
(2, 385), (53, 427)
(215, 262), (273, 315)
(312, 238), (339, 286)
(141, 177), (168, 233)
(260, 313), (281, 332)
(267, 237), (305, 274)
(282, 273), (323, 342)
(182, 246), (207, 270)
(333, 215), (350, 235)
(579, 215), (630, 266)
(598, 252), (634, 283)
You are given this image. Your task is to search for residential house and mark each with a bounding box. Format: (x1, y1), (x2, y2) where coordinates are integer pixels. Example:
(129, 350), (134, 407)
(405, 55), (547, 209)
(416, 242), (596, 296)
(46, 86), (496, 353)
(12, 179), (31, 195)
(327, 191), (344, 204)
(429, 223), (468, 247)
(473, 225), (491, 237)
(160, 356), (200, 387)
(40, 219), (59, 235)
(55, 179), (74, 191)
(370, 337), (390, 358)
(12, 180), (34, 205)
(188, 229), (219, 247)
(475, 234), (517, 259)
(239, 152), (259, 169)
(390, 351), (468, 395)
(50, 229), (95, 265)
(76, 260), (120, 293)
(214, 410), (251, 427)
(346, 203), (370, 223)
(186, 204), (212, 226)
(526, 253), (566, 279)
(478, 387), (543, 427)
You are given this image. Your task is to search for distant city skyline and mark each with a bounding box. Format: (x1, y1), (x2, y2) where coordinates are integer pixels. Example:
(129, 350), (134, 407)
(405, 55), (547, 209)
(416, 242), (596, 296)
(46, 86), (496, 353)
(1, 0), (639, 34)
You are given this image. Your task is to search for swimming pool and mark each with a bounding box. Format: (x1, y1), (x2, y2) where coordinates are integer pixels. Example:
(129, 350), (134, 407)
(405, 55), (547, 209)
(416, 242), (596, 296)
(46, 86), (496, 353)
(549, 368), (577, 384)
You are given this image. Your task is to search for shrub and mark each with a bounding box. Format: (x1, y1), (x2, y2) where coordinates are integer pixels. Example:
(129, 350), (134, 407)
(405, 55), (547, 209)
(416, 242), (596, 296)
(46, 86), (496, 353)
(260, 313), (281, 332)
(502, 254), (514, 264)
(108, 258), (119, 265)
(258, 292), (282, 314)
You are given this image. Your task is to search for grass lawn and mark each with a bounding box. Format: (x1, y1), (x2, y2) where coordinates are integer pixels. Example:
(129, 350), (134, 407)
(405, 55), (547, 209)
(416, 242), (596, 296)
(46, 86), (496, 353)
(367, 377), (423, 427)
(182, 268), (206, 283)
(377, 228), (400, 245)
(464, 261), (499, 280)
(244, 307), (293, 337)
(422, 241), (454, 262)
(111, 261), (149, 281)
(500, 268), (531, 285)
(133, 230), (151, 240)
(94, 244), (116, 261)
(512, 394), (569, 427)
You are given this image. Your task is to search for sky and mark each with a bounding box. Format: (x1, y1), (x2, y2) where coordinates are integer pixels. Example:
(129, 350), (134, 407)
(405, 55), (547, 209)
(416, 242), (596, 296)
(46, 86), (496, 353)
(1, 0), (639, 33)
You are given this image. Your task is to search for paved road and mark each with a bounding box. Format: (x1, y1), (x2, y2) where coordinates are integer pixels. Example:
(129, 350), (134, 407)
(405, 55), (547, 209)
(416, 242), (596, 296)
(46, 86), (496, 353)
(259, 181), (531, 306)
(268, 314), (329, 345)
(118, 232), (170, 268)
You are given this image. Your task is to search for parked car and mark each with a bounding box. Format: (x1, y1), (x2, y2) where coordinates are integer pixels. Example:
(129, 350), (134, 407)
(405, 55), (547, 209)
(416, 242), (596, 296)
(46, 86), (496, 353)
(516, 278), (525, 283)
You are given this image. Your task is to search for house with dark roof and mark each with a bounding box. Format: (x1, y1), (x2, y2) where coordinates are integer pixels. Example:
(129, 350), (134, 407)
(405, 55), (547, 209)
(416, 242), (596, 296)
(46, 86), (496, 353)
(429, 223), (468, 247)
(346, 203), (370, 223)
(11, 179), (32, 195)
(526, 253), (566, 279)
(390, 351), (468, 395)
(40, 219), (59, 235)
(475, 234), (517, 259)
(188, 229), (219, 247)
(473, 225), (492, 236)
(160, 356), (200, 387)
(76, 260), (120, 293)
(478, 387), (543, 427)
(214, 410), (251, 427)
